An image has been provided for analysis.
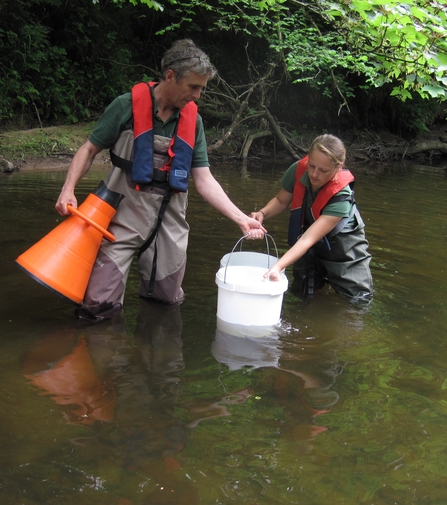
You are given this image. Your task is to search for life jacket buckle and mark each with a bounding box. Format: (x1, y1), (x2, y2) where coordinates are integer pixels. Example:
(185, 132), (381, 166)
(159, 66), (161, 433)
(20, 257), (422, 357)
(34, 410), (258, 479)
(152, 169), (169, 182)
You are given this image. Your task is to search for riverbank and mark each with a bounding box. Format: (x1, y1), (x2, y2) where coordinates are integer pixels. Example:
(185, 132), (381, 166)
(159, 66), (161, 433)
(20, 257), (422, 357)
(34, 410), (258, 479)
(1, 122), (446, 172)
(0, 123), (98, 171)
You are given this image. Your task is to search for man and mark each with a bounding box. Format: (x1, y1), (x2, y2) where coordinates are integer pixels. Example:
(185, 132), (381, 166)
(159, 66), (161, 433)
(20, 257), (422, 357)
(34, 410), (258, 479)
(55, 39), (266, 321)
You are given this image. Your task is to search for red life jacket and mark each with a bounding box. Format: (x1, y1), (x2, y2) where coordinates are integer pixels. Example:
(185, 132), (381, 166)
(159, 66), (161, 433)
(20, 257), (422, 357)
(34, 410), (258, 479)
(288, 156), (355, 246)
(131, 81), (198, 192)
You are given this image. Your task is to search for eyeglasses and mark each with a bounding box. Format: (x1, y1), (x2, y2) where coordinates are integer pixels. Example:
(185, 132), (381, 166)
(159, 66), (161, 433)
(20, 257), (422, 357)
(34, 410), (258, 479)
(166, 55), (210, 66)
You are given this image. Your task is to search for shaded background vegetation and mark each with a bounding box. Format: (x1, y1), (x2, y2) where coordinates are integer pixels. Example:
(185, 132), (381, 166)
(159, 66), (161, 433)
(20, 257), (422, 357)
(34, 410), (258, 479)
(0, 0), (445, 155)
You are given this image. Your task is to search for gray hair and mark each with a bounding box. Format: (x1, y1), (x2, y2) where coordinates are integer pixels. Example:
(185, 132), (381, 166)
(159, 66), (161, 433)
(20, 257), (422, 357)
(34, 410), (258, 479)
(309, 134), (346, 167)
(161, 39), (217, 81)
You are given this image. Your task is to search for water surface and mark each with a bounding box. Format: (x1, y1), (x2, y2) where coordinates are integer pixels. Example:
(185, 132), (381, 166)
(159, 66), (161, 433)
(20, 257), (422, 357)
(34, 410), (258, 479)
(1, 159), (446, 504)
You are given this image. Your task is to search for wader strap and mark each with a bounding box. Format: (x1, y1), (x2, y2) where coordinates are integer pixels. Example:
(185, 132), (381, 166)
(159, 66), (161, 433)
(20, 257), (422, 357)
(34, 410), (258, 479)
(110, 150), (133, 172)
(307, 248), (315, 299)
(327, 203), (357, 237)
(138, 188), (173, 296)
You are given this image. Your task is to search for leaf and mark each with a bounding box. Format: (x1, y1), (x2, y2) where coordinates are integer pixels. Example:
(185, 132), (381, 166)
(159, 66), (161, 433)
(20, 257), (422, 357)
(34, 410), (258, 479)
(421, 84), (447, 98)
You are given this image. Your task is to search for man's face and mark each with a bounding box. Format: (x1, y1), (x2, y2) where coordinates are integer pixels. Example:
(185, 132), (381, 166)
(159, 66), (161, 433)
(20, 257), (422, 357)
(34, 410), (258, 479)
(165, 69), (209, 109)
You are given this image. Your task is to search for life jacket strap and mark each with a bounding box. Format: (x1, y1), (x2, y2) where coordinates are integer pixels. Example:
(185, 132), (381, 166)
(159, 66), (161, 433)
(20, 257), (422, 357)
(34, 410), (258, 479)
(327, 203), (358, 238)
(325, 185), (357, 238)
(110, 150), (170, 184)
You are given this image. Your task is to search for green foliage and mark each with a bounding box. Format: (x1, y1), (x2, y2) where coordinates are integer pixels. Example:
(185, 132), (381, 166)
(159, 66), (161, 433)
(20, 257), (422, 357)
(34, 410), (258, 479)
(142, 0), (446, 137)
(108, 0), (168, 11)
(321, 0), (447, 101)
(0, 0), (146, 126)
(149, 0), (447, 103)
(272, 14), (377, 99)
(0, 0), (445, 136)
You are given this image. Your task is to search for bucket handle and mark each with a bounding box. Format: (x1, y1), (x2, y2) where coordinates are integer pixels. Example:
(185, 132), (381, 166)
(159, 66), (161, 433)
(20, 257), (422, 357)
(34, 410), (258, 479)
(224, 233), (279, 283)
(67, 205), (116, 242)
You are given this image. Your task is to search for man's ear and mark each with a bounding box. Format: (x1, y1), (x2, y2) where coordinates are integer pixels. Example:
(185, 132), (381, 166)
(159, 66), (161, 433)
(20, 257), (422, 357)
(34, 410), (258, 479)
(165, 69), (176, 84)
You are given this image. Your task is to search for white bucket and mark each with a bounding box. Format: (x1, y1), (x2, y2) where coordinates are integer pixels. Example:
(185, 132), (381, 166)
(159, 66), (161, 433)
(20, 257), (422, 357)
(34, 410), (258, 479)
(215, 264), (288, 326)
(220, 251), (278, 270)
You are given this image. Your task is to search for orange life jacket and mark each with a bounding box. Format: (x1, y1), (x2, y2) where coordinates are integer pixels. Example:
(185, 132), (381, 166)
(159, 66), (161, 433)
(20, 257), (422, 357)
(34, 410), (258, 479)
(131, 81), (198, 192)
(288, 156), (355, 246)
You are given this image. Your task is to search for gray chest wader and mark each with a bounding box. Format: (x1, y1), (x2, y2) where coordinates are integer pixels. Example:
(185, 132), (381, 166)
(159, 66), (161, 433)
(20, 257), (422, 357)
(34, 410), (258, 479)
(110, 133), (176, 296)
(292, 190), (358, 300)
(79, 131), (189, 320)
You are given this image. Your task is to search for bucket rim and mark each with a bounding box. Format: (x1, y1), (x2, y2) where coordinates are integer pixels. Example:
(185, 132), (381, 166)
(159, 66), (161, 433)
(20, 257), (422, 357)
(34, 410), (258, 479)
(215, 265), (288, 295)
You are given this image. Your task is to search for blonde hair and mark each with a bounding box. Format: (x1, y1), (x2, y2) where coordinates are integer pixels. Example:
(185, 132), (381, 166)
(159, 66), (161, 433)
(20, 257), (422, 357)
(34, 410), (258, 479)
(309, 134), (346, 167)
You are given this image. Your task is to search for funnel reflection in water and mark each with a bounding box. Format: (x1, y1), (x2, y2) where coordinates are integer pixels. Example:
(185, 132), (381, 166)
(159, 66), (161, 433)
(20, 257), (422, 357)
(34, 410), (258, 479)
(22, 306), (201, 501)
(24, 331), (116, 424)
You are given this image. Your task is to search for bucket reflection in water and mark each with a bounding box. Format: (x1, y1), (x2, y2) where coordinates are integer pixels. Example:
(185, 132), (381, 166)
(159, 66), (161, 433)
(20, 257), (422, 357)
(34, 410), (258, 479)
(212, 318), (340, 439)
(213, 318), (281, 371)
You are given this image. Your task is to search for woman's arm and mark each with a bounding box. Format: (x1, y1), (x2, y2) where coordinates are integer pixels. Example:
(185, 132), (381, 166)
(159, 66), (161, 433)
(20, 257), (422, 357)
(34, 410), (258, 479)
(250, 188), (293, 224)
(266, 214), (342, 280)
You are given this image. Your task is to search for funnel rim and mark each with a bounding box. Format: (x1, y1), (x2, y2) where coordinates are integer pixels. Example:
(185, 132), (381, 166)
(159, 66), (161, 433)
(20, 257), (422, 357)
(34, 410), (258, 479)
(15, 261), (81, 306)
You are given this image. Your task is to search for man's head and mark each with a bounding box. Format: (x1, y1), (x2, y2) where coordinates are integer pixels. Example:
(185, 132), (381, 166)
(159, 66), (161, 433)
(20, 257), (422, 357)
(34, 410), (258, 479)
(161, 39), (217, 82)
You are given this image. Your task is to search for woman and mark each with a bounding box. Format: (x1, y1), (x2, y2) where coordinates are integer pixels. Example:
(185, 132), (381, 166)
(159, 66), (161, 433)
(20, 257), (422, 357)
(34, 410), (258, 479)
(251, 134), (373, 304)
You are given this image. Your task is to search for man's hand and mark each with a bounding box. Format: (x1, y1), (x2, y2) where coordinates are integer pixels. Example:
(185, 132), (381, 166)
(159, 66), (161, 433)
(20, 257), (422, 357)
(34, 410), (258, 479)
(54, 140), (102, 216)
(238, 216), (267, 239)
(55, 189), (77, 216)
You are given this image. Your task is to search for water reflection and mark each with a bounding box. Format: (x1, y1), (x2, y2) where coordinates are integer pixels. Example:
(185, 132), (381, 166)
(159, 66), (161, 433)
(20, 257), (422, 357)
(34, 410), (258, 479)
(24, 332), (117, 424)
(3, 160), (447, 504)
(212, 318), (342, 440)
(22, 299), (201, 503)
(213, 320), (281, 371)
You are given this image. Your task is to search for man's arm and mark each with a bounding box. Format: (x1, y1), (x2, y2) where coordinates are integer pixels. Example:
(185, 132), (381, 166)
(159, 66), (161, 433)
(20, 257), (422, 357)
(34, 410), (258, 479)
(191, 166), (267, 239)
(55, 140), (103, 216)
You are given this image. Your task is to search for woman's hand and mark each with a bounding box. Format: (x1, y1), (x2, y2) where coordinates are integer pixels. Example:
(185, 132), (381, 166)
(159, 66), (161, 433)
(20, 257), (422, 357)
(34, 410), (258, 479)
(250, 210), (265, 224)
(264, 264), (282, 282)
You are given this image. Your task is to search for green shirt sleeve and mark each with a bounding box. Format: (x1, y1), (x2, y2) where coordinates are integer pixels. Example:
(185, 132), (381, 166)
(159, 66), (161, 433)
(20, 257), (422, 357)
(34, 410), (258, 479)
(191, 114), (209, 168)
(322, 186), (353, 218)
(89, 93), (133, 149)
(281, 161), (299, 193)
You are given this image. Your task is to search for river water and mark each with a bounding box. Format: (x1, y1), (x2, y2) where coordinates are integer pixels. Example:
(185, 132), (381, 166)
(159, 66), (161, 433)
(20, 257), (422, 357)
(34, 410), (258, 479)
(1, 158), (447, 505)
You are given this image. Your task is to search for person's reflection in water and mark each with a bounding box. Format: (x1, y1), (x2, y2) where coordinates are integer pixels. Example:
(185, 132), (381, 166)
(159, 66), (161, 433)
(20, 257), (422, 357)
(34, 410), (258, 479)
(24, 300), (200, 504)
(212, 321), (341, 441)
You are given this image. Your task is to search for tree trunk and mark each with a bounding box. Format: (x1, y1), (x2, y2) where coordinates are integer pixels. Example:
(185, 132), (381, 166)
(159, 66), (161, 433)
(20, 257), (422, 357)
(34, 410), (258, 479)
(401, 140), (447, 159)
(364, 138), (447, 160)
(240, 131), (272, 161)
(262, 107), (300, 160)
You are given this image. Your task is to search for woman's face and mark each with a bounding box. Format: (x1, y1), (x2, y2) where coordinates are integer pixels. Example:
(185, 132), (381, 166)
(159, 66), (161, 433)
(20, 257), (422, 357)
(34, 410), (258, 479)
(307, 149), (340, 191)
